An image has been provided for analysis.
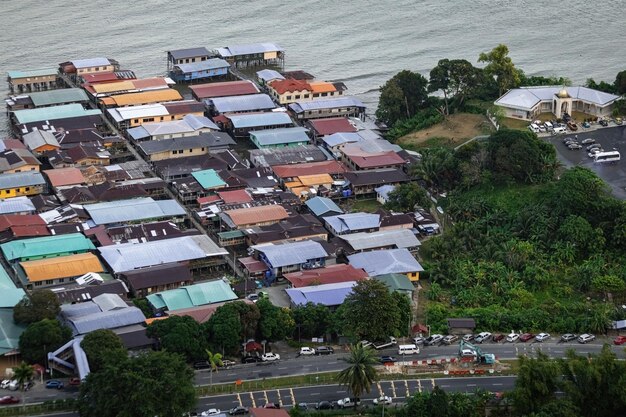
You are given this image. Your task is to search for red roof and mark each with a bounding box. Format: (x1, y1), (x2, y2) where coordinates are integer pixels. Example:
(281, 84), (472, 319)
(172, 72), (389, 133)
(218, 189), (253, 204)
(81, 72), (122, 84)
(190, 80), (259, 99)
(0, 214), (46, 232)
(1, 139), (27, 150)
(308, 117), (357, 136)
(272, 160), (347, 179)
(346, 151), (407, 169)
(197, 195), (222, 206)
(283, 264), (368, 288)
(169, 299), (255, 323)
(132, 77), (169, 89)
(268, 79), (311, 94)
(238, 256), (268, 274)
(10, 225), (50, 238)
(43, 168), (86, 187)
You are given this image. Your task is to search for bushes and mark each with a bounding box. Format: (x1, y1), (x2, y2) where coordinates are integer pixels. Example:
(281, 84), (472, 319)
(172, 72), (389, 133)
(386, 108), (444, 141)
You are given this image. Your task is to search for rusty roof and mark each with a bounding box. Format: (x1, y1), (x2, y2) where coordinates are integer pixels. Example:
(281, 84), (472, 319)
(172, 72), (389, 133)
(224, 205), (289, 227)
(284, 264), (368, 288)
(217, 189), (253, 204)
(43, 167), (87, 187)
(308, 117), (357, 136)
(271, 160), (347, 179)
(20, 252), (104, 282)
(189, 80), (259, 99)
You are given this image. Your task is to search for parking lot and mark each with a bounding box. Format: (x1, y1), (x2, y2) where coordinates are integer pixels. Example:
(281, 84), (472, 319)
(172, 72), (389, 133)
(545, 125), (626, 199)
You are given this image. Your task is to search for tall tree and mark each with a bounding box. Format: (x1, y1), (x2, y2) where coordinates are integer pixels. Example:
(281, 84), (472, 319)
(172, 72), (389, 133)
(615, 70), (626, 95)
(478, 44), (521, 96)
(336, 343), (378, 401)
(384, 182), (431, 212)
(13, 290), (60, 325)
(429, 59), (482, 114)
(293, 303), (333, 340)
(256, 299), (295, 342)
(147, 315), (209, 362)
(80, 329), (127, 373)
(77, 351), (196, 417)
(376, 70), (429, 126)
(18, 319), (72, 365)
(11, 362), (34, 391)
(206, 302), (260, 354)
(512, 351), (560, 415)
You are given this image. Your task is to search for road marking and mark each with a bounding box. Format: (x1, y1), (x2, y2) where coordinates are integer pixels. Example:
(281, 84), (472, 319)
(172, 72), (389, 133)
(290, 388), (295, 406)
(278, 367), (288, 370)
(250, 392), (256, 408)
(263, 390), (269, 404)
(493, 383), (503, 386)
(404, 380), (409, 397)
(277, 390), (283, 408)
(237, 393), (242, 406)
(390, 380), (397, 398)
(376, 381), (383, 395)
(431, 378), (436, 389)
(310, 392), (320, 396)
(467, 384), (476, 387)
(418, 379), (422, 393)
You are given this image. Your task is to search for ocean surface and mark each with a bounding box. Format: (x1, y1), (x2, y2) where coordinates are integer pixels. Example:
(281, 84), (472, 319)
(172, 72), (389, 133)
(1, 0), (624, 135)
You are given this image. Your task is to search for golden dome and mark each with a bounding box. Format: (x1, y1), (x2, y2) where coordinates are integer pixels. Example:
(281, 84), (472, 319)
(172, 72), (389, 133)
(557, 88), (569, 98)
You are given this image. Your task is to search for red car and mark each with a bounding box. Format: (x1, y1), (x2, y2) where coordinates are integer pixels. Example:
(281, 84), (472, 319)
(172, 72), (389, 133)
(69, 377), (81, 386)
(0, 396), (20, 405)
(614, 336), (626, 345)
(492, 334), (505, 343)
(520, 333), (535, 342)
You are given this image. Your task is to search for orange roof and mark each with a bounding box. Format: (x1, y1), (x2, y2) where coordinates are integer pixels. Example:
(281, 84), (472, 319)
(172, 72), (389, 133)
(269, 79), (311, 95)
(225, 205), (289, 227)
(217, 189), (253, 204)
(99, 97), (116, 106)
(20, 253), (104, 282)
(131, 77), (170, 89)
(43, 167), (86, 187)
(106, 89), (182, 107)
(297, 174), (333, 186)
(92, 81), (136, 94)
(272, 160), (347, 178)
(145, 317), (169, 325)
(309, 81), (337, 94)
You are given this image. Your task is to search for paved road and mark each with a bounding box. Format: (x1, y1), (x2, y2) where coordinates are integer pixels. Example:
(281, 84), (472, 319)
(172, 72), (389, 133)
(194, 339), (624, 385)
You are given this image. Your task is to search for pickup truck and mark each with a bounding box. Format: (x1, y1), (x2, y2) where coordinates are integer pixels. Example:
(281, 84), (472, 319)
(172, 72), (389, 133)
(373, 337), (397, 350)
(336, 398), (360, 408)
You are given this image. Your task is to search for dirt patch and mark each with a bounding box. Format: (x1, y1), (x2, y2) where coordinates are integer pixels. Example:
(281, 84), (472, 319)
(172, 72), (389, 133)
(398, 113), (493, 147)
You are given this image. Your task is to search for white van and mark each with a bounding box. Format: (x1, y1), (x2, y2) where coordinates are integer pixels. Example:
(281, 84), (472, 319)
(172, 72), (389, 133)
(553, 126), (566, 134)
(398, 344), (420, 355)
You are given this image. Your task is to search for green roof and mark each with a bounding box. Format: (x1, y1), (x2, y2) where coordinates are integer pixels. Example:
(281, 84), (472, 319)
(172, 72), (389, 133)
(147, 279), (238, 312)
(7, 68), (58, 79)
(375, 273), (415, 292)
(218, 230), (246, 239)
(0, 233), (96, 262)
(0, 266), (26, 308)
(0, 309), (26, 355)
(191, 169), (226, 190)
(12, 104), (101, 124)
(29, 88), (89, 107)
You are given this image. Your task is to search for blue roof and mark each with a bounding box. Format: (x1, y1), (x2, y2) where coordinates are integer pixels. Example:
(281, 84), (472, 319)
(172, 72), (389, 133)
(174, 58), (230, 73)
(285, 281), (356, 306)
(375, 185), (396, 200)
(0, 197), (35, 215)
(69, 58), (110, 69)
(324, 212), (380, 233)
(289, 97), (366, 113)
(322, 132), (362, 147)
(12, 104), (101, 124)
(183, 114), (219, 130)
(256, 69), (285, 83)
(249, 127), (310, 146)
(348, 249), (424, 276)
(305, 196), (343, 217)
(253, 241), (328, 268)
(7, 68), (57, 79)
(209, 94), (276, 114)
(227, 112), (293, 129)
(84, 197), (186, 225)
(168, 47), (210, 60)
(191, 169), (227, 189)
(146, 279), (238, 311)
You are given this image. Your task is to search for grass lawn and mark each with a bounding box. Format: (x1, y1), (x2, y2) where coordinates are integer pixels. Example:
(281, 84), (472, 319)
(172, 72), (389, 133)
(398, 113), (494, 149)
(343, 198), (382, 213)
(500, 117), (529, 130)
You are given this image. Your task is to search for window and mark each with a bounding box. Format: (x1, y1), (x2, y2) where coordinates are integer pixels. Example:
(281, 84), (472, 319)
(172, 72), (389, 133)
(45, 280), (53, 285)
(295, 95), (301, 99)
(304, 94), (310, 99)
(313, 93), (319, 98)
(25, 187), (30, 191)
(34, 281), (42, 287)
(59, 278), (65, 283)
(4, 190), (9, 194)
(189, 149), (193, 153)
(201, 147), (205, 151)
(286, 95), (292, 100)
(321, 92), (328, 97)
(134, 119), (139, 124)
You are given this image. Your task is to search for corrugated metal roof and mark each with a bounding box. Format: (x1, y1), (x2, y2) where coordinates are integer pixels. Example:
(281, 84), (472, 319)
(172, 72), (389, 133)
(137, 135), (217, 155)
(70, 57), (111, 69)
(249, 127), (309, 146)
(495, 86), (621, 111)
(28, 88), (89, 107)
(168, 47), (210, 60)
(93, 293), (128, 311)
(284, 264), (367, 288)
(107, 104), (169, 122)
(210, 94), (276, 114)
(227, 112), (293, 129)
(216, 43), (283, 58)
(343, 168), (409, 186)
(224, 205), (289, 227)
(0, 265), (26, 308)
(285, 281), (356, 306)
(324, 212), (380, 233)
(191, 169), (226, 189)
(107, 89), (182, 106)
(0, 197), (35, 215)
(309, 117), (357, 136)
(68, 306), (146, 334)
(0, 309), (26, 354)
(174, 58), (230, 73)
(43, 167), (86, 187)
(348, 249), (424, 276)
(183, 114), (219, 130)
(374, 185), (395, 200)
(13, 104), (102, 124)
(289, 97), (366, 113)
(0, 172), (45, 190)
(146, 279), (237, 311)
(190, 80), (259, 99)
(98, 235), (226, 273)
(7, 68), (57, 79)
(1, 232), (95, 261)
(92, 80), (136, 94)
(305, 197), (343, 216)
(253, 240), (328, 268)
(340, 229), (421, 251)
(374, 273), (415, 292)
(256, 69), (285, 83)
(20, 253), (104, 281)
(22, 130), (60, 151)
(84, 197), (186, 225)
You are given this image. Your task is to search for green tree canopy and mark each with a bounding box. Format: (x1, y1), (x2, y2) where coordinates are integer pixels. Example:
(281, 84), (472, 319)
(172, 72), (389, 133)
(429, 59), (483, 114)
(206, 301), (260, 354)
(11, 362), (34, 391)
(478, 44), (521, 96)
(336, 343), (378, 400)
(80, 329), (127, 373)
(402, 385), (487, 417)
(376, 70), (429, 126)
(256, 299), (295, 342)
(147, 315), (208, 362)
(292, 303), (333, 340)
(18, 319), (72, 365)
(513, 351), (560, 415)
(384, 182), (431, 212)
(77, 350), (196, 417)
(615, 70), (626, 95)
(13, 290), (61, 325)
(413, 146), (460, 191)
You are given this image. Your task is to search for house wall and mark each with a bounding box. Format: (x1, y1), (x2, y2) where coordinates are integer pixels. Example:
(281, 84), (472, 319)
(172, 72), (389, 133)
(292, 105), (365, 121)
(0, 183), (44, 198)
(75, 158), (109, 167)
(407, 271), (419, 282)
(2, 164), (40, 174)
(132, 279), (193, 298)
(145, 146), (209, 162)
(76, 65), (115, 75)
(33, 144), (60, 153)
(173, 67), (229, 82)
(128, 110), (204, 128)
(173, 56), (208, 65)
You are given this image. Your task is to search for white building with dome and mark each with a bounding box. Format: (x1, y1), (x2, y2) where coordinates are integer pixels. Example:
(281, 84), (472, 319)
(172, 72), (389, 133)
(494, 86), (620, 121)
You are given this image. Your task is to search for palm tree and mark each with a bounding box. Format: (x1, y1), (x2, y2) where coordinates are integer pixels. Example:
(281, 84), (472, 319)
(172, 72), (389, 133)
(337, 343), (378, 402)
(12, 362), (33, 391)
(206, 349), (223, 386)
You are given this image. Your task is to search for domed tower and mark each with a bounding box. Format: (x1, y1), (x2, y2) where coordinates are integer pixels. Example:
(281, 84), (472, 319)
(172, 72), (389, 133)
(553, 87), (572, 119)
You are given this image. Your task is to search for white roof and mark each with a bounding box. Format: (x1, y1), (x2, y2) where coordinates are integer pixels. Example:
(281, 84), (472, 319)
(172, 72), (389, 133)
(340, 229), (421, 251)
(84, 197), (185, 225)
(495, 86), (620, 111)
(107, 104), (169, 123)
(70, 57), (111, 69)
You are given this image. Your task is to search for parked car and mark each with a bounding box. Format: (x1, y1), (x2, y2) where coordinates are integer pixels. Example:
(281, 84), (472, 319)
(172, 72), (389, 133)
(229, 406), (249, 415)
(412, 336), (426, 345)
(586, 143), (602, 151)
(460, 348), (477, 357)
(615, 117), (624, 125)
(614, 336), (626, 345)
(297, 403), (308, 410)
(193, 361), (213, 370)
(373, 395), (392, 406)
(315, 401), (334, 410)
(0, 380), (11, 389)
(588, 148), (603, 157)
(201, 409), (221, 417)
(360, 340), (373, 348)
(568, 143), (582, 150)
(336, 397), (360, 408)
(221, 360), (236, 368)
(0, 396), (19, 405)
(69, 377), (81, 386)
(520, 333), (535, 342)
(241, 355), (262, 364)
(299, 347), (316, 356)
(442, 335), (459, 345)
(582, 121), (591, 128)
(424, 334), (444, 346)
(261, 353), (280, 362)
(45, 380), (63, 390)
(462, 334), (475, 342)
(264, 403), (280, 409)
(475, 332), (492, 343)
(6, 381), (18, 391)
(578, 334), (595, 344)
(379, 355), (396, 363)
(492, 334), (505, 343)
(246, 293), (259, 302)
(599, 119), (609, 127)
(581, 138), (596, 144)
(506, 333), (520, 343)
(560, 333), (577, 342)
(535, 333), (551, 342)
(315, 346), (334, 355)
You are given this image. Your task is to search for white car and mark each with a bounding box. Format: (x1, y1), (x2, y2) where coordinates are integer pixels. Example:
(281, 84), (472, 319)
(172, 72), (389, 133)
(506, 332), (520, 343)
(373, 395), (392, 406)
(460, 348), (477, 357)
(201, 409), (221, 416)
(299, 347), (316, 356)
(261, 352), (281, 362)
(578, 334), (595, 344)
(535, 333), (551, 342)
(475, 332), (492, 343)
